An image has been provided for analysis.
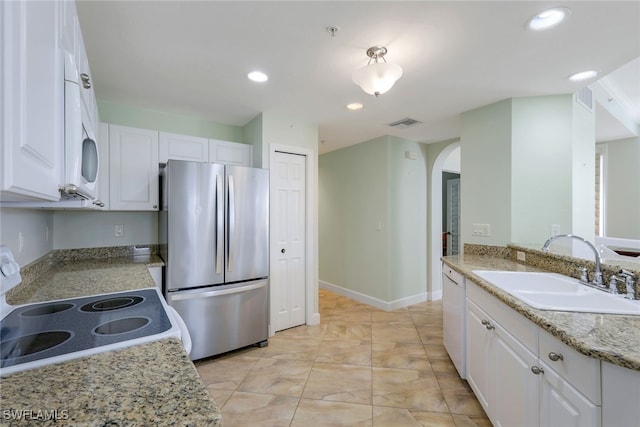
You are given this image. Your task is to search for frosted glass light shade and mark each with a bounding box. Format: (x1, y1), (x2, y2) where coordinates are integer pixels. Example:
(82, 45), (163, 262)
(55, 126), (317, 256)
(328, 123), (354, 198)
(352, 62), (403, 96)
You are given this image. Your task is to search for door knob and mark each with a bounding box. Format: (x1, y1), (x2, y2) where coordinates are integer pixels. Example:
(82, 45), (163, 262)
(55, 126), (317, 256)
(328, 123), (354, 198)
(281, 248), (286, 254)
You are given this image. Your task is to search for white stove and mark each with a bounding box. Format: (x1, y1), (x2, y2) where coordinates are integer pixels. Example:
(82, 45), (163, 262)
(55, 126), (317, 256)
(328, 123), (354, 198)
(0, 246), (191, 376)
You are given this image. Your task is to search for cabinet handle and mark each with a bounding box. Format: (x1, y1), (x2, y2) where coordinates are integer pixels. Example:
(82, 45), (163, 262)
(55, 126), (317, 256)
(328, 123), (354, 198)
(481, 319), (494, 330)
(153, 204), (158, 209)
(548, 352), (564, 362)
(80, 73), (91, 89)
(531, 366), (544, 375)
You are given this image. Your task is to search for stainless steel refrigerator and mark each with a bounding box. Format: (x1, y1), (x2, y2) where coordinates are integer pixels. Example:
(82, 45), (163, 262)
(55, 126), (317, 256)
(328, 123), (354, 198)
(159, 160), (269, 360)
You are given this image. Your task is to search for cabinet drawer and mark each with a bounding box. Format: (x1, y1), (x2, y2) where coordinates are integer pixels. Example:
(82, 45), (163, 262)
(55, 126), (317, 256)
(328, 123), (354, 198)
(467, 280), (538, 353)
(539, 329), (601, 405)
(443, 263), (463, 284)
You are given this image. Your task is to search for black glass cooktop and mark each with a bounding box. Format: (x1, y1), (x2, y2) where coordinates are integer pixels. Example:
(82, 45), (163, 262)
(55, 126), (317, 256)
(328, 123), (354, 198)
(0, 288), (172, 371)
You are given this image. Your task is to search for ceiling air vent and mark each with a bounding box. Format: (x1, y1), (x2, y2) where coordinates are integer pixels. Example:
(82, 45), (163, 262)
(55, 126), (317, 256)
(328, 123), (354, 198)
(576, 86), (594, 111)
(388, 118), (422, 129)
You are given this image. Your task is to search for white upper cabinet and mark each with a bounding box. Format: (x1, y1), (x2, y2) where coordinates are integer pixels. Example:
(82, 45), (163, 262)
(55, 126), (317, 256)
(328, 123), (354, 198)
(159, 132), (209, 163)
(1, 0), (64, 201)
(109, 125), (159, 211)
(209, 139), (252, 166)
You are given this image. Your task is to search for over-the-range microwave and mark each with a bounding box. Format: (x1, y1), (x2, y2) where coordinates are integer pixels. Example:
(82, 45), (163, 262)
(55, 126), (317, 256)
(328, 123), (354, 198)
(61, 50), (102, 207)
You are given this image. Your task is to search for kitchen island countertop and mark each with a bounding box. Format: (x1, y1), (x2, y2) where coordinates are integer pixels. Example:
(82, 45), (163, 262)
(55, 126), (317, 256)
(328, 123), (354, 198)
(1, 255), (222, 426)
(442, 253), (640, 371)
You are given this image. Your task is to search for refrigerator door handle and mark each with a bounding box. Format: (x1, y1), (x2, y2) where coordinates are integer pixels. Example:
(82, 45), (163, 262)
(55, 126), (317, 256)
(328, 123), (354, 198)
(228, 174), (235, 272)
(170, 281), (267, 300)
(215, 173), (223, 274)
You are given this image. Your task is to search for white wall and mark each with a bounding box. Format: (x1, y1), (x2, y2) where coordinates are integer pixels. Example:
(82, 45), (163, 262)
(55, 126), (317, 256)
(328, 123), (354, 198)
(0, 208), (53, 266)
(53, 211), (158, 249)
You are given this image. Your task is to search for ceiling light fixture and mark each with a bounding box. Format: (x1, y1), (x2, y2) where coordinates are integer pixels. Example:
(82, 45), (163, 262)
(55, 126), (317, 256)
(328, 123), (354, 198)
(248, 71), (268, 82)
(528, 7), (571, 30)
(346, 103), (364, 111)
(352, 46), (403, 97)
(569, 70), (598, 82)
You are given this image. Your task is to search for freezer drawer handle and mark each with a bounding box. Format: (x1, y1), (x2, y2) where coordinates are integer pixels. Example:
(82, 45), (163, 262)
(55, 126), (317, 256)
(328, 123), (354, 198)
(170, 281), (267, 301)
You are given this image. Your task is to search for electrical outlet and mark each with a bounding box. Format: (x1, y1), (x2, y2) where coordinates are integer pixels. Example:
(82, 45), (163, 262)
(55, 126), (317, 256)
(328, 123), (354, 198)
(114, 224), (124, 237)
(517, 251), (526, 262)
(45, 225), (49, 242)
(551, 224), (560, 237)
(18, 232), (24, 253)
(472, 223), (491, 237)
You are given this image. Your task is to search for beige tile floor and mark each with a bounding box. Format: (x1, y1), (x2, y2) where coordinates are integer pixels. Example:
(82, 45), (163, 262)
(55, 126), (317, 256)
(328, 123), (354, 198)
(195, 289), (491, 427)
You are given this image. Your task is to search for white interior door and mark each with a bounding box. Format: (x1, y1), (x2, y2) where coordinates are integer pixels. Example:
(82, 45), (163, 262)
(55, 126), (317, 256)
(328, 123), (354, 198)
(271, 151), (306, 332)
(446, 178), (460, 255)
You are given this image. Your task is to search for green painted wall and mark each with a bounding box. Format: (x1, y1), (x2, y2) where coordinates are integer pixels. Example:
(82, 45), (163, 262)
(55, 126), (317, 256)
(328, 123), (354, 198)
(461, 95), (595, 249)
(461, 99), (513, 247)
(388, 137), (427, 301)
(511, 95), (574, 244)
(319, 135), (427, 303)
(243, 114), (263, 168)
(319, 136), (389, 301)
(97, 100), (244, 142)
(603, 136), (640, 238)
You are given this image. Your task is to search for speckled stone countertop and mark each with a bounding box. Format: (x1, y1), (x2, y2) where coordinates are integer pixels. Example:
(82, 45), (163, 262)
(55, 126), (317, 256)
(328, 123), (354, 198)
(0, 339), (221, 426)
(5, 255), (163, 305)
(1, 254), (222, 426)
(442, 253), (640, 371)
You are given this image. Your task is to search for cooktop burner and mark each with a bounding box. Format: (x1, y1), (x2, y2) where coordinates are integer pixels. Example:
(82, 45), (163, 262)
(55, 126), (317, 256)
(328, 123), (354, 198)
(0, 288), (176, 375)
(80, 296), (144, 312)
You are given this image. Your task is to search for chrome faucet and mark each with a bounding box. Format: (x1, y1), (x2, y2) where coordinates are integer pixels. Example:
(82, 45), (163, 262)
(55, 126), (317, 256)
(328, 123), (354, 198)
(542, 234), (604, 288)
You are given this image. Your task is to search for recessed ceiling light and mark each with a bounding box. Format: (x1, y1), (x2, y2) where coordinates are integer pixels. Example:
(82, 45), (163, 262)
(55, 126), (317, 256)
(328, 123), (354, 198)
(569, 70), (598, 82)
(248, 71), (268, 82)
(346, 103), (364, 111)
(528, 7), (571, 30)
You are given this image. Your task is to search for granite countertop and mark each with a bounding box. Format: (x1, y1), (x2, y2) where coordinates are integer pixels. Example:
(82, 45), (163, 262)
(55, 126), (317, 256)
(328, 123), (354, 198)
(442, 254), (640, 371)
(0, 339), (221, 426)
(6, 255), (164, 305)
(1, 255), (222, 426)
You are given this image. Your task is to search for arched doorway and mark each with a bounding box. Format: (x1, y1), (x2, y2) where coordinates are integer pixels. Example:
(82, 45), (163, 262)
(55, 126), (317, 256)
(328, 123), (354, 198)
(429, 141), (461, 300)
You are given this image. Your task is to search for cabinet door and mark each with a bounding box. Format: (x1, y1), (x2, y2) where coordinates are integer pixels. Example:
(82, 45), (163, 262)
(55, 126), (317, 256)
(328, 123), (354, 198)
(493, 323), (539, 427)
(159, 132), (208, 163)
(540, 360), (601, 427)
(1, 0), (64, 201)
(209, 139), (252, 166)
(466, 300), (493, 414)
(109, 125), (159, 211)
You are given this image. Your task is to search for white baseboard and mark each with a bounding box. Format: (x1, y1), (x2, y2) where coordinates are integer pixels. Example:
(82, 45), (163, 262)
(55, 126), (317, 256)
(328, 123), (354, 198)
(308, 312), (321, 325)
(319, 280), (427, 311)
(428, 289), (443, 301)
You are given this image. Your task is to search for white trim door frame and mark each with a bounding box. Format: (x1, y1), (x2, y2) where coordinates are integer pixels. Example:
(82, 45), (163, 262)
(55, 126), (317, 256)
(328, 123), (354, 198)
(269, 144), (319, 336)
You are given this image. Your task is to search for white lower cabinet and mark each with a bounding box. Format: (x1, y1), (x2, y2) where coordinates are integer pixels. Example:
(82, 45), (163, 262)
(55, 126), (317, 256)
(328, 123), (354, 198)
(602, 362), (640, 427)
(467, 298), (538, 427)
(539, 360), (600, 427)
(466, 280), (601, 427)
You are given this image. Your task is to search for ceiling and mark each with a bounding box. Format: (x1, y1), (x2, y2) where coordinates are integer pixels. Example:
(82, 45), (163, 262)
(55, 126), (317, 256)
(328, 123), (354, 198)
(76, 1), (640, 154)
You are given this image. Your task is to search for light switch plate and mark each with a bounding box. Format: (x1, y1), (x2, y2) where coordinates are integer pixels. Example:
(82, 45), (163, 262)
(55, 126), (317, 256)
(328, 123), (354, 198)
(472, 223), (491, 236)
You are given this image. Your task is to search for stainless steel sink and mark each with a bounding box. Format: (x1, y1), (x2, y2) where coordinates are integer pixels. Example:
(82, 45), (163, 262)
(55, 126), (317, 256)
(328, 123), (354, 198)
(472, 270), (640, 315)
